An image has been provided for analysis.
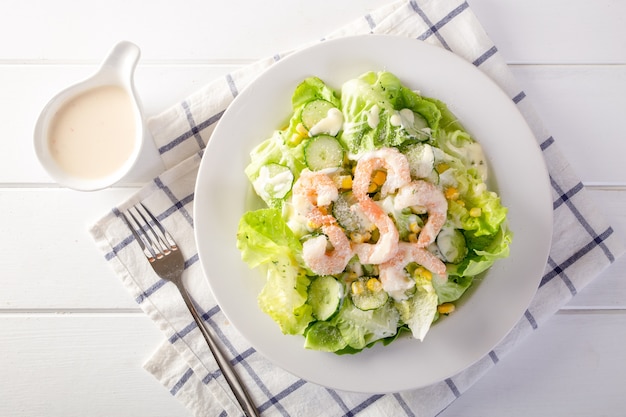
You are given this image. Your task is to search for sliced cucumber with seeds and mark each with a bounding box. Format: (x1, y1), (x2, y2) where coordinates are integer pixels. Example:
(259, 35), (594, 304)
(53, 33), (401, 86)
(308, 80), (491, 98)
(436, 226), (468, 264)
(308, 275), (343, 321)
(351, 276), (388, 311)
(304, 135), (344, 171)
(332, 191), (368, 234)
(301, 99), (337, 131)
(252, 163), (294, 200)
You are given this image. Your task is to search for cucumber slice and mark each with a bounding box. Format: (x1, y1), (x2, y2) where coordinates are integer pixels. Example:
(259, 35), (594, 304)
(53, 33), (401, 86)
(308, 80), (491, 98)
(304, 321), (347, 352)
(351, 276), (388, 311)
(404, 143), (435, 179)
(301, 99), (336, 131)
(304, 135), (344, 171)
(332, 191), (368, 234)
(436, 226), (468, 264)
(252, 163), (294, 200)
(308, 275), (343, 320)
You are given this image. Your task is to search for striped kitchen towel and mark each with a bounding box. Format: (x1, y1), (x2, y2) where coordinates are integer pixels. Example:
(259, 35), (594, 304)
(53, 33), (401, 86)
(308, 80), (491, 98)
(90, 0), (625, 416)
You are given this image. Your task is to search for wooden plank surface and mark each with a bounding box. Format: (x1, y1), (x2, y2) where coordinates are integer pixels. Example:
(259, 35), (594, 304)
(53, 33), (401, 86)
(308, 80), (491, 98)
(0, 315), (190, 417)
(0, 0), (624, 416)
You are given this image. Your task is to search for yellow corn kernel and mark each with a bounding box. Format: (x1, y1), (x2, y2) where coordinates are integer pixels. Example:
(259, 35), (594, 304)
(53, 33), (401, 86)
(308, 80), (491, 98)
(372, 170), (387, 186)
(437, 303), (456, 315)
(409, 222), (421, 233)
(444, 187), (460, 200)
(367, 182), (378, 193)
(469, 207), (482, 217)
(456, 199), (466, 207)
(339, 175), (353, 190)
(414, 266), (432, 281)
(307, 220), (320, 229)
(351, 280), (366, 295)
(289, 133), (304, 145)
(436, 162), (450, 174)
(295, 123), (309, 137)
(408, 233), (418, 243)
(366, 278), (383, 292)
(350, 232), (371, 244)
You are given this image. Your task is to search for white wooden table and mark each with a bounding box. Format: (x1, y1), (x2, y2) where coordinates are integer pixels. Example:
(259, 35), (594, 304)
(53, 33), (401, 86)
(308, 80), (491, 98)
(1, 1), (625, 415)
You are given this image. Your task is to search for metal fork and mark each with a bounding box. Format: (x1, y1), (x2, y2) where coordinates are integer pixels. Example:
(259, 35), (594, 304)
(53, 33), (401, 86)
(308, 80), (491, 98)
(122, 203), (260, 417)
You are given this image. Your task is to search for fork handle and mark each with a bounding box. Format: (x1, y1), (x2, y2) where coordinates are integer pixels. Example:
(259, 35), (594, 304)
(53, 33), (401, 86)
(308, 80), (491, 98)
(175, 282), (260, 417)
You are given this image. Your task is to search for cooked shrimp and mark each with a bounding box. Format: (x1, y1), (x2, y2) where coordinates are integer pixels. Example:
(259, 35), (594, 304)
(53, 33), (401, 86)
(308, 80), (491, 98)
(292, 169), (338, 227)
(303, 224), (353, 275)
(352, 198), (399, 264)
(352, 148), (411, 198)
(394, 180), (448, 248)
(379, 242), (447, 300)
(292, 169), (353, 274)
(351, 148), (411, 264)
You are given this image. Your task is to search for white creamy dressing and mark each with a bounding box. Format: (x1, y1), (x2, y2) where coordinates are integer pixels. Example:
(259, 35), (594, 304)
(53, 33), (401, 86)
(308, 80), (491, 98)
(282, 202), (310, 236)
(390, 108), (414, 128)
(48, 85), (136, 179)
(366, 105), (380, 129)
(462, 142), (488, 180)
(383, 273), (415, 301)
(308, 107), (344, 137)
(253, 165), (293, 200)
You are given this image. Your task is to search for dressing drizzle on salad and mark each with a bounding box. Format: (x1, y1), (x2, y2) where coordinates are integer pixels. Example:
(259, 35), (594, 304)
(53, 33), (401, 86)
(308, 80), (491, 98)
(237, 71), (512, 354)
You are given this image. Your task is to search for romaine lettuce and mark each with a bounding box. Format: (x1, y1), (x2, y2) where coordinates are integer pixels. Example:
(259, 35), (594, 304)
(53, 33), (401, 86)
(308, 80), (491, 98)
(244, 131), (307, 209)
(237, 209), (313, 334)
(290, 76), (342, 121)
(395, 275), (439, 341)
(331, 297), (399, 350)
(340, 71), (441, 154)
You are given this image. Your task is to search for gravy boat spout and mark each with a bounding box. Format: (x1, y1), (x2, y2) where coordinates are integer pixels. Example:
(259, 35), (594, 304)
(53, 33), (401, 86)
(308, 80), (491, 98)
(34, 41), (145, 191)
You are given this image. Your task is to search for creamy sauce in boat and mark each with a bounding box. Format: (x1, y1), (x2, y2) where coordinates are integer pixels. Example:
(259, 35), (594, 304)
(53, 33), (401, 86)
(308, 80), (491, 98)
(48, 85), (136, 179)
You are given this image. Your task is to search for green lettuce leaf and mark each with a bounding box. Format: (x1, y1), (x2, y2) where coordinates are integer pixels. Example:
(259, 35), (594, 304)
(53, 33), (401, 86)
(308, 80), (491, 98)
(340, 71), (441, 154)
(457, 225), (512, 277)
(237, 209), (313, 334)
(432, 274), (474, 304)
(395, 275), (439, 341)
(331, 298), (400, 350)
(244, 131), (307, 209)
(291, 76), (342, 113)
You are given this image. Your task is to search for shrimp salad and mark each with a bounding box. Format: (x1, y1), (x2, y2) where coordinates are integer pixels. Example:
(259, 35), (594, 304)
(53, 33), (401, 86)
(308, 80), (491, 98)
(236, 71), (512, 354)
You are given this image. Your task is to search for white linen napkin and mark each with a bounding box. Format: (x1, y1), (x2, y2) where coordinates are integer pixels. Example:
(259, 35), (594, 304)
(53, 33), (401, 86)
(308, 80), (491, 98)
(90, 0), (625, 416)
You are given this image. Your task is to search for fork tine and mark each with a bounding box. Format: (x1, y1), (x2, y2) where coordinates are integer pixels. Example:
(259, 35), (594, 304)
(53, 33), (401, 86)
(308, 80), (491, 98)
(138, 203), (178, 251)
(132, 205), (171, 258)
(122, 207), (158, 261)
(124, 203), (179, 260)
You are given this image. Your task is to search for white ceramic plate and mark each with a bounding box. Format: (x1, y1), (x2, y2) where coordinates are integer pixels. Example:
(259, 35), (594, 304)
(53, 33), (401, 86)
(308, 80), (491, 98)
(194, 35), (552, 393)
